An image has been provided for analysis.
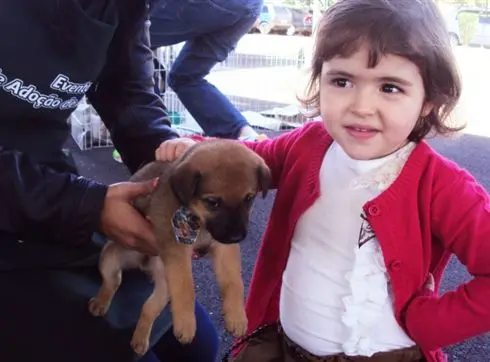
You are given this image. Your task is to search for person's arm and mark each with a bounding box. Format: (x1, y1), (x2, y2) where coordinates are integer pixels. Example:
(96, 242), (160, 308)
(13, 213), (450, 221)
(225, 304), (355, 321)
(0, 147), (107, 245)
(86, 1), (179, 174)
(188, 123), (320, 189)
(402, 161), (490, 350)
(239, 133), (294, 189)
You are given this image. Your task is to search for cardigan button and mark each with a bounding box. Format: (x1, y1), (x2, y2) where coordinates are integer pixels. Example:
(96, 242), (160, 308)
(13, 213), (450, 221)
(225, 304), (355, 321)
(367, 204), (380, 216)
(389, 260), (402, 271)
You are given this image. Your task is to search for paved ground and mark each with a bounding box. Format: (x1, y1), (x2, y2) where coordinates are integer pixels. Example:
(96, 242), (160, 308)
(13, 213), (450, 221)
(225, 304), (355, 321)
(71, 129), (490, 362)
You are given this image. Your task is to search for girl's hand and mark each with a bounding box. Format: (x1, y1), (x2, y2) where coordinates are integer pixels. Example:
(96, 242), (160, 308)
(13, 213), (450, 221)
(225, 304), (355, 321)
(155, 138), (197, 162)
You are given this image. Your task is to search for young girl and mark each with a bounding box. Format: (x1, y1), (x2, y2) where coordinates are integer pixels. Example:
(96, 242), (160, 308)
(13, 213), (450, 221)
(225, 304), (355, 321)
(155, 0), (490, 361)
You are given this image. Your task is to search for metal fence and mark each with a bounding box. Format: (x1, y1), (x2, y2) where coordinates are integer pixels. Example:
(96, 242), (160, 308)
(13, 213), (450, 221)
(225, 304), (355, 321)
(70, 35), (313, 150)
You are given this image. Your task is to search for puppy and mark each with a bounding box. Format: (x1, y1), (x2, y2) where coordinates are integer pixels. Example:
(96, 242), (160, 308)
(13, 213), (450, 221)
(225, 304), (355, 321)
(88, 139), (271, 355)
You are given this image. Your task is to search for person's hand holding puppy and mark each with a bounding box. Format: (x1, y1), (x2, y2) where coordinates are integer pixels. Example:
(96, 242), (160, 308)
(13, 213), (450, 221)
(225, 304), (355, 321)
(100, 179), (159, 255)
(99, 137), (199, 256)
(155, 138), (197, 162)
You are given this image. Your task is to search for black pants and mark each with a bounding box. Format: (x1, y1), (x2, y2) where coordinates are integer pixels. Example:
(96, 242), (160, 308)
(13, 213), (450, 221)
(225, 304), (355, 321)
(0, 267), (169, 362)
(0, 234), (218, 362)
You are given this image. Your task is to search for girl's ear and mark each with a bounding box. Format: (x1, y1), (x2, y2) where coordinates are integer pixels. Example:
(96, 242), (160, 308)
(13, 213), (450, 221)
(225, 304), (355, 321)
(421, 102), (434, 118)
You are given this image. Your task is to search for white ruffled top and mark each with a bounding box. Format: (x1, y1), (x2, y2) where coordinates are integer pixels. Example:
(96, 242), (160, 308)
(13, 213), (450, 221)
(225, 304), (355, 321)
(341, 242), (391, 355)
(341, 142), (415, 355)
(280, 141), (416, 357)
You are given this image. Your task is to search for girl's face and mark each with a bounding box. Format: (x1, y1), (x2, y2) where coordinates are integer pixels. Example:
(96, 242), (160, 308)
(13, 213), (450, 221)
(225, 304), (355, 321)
(320, 45), (432, 160)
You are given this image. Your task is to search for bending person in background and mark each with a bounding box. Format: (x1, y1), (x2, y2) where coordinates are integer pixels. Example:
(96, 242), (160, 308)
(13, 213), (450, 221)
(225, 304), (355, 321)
(149, 0), (267, 141)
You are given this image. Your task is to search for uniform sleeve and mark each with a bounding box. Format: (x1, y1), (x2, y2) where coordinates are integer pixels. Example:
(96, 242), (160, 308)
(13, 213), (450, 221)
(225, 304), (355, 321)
(86, 0), (179, 174)
(0, 147), (108, 245)
(403, 161), (490, 350)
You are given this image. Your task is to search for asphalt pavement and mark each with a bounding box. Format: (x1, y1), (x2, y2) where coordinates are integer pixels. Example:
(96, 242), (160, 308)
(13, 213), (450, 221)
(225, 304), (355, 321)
(71, 131), (490, 362)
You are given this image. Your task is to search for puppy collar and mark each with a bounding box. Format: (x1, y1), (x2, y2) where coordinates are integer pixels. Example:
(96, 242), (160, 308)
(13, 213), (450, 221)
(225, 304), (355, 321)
(171, 206), (200, 245)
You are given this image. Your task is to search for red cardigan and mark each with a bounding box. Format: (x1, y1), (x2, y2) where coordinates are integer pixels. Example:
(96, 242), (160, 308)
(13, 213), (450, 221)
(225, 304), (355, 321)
(239, 121), (490, 362)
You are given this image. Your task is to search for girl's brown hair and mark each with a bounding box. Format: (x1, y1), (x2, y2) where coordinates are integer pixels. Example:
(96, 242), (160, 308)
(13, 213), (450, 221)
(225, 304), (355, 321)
(302, 0), (463, 142)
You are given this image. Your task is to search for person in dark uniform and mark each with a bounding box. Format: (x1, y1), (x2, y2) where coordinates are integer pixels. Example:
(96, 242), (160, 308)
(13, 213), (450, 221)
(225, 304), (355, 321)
(0, 1), (218, 362)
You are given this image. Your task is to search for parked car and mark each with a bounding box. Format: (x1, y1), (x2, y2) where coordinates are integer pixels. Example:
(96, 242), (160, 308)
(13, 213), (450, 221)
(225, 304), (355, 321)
(442, 6), (490, 47)
(289, 8), (313, 36)
(251, 3), (312, 36)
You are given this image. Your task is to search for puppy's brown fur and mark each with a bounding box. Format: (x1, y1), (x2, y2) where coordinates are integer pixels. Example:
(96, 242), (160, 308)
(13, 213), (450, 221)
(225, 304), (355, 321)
(88, 140), (271, 355)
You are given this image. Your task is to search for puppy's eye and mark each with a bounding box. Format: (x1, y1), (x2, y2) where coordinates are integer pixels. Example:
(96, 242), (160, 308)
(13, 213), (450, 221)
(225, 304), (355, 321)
(244, 194), (255, 203)
(204, 197), (221, 209)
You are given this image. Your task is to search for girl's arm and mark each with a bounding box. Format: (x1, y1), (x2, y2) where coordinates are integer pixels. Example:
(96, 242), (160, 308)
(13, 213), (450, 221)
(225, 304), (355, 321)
(403, 162), (490, 351)
(239, 130), (295, 189)
(189, 123), (316, 188)
(157, 122), (324, 188)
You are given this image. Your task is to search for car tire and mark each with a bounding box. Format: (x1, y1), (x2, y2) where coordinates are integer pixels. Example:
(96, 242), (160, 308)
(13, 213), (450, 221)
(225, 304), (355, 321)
(259, 22), (271, 35)
(449, 33), (460, 47)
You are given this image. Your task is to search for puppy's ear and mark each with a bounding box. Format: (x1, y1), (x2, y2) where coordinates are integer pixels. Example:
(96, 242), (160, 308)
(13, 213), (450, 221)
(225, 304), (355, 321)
(170, 161), (201, 205)
(257, 163), (271, 198)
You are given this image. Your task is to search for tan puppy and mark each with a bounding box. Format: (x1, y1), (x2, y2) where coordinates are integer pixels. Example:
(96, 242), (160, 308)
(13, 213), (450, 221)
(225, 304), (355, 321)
(88, 139), (271, 355)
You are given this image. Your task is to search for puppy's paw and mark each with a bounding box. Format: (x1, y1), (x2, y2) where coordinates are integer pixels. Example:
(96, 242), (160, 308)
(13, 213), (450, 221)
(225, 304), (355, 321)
(172, 315), (197, 344)
(88, 297), (110, 317)
(131, 331), (150, 356)
(225, 309), (248, 338)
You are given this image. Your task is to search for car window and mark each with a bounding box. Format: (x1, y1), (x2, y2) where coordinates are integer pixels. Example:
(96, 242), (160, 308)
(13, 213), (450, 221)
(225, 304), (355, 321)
(479, 12), (490, 24)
